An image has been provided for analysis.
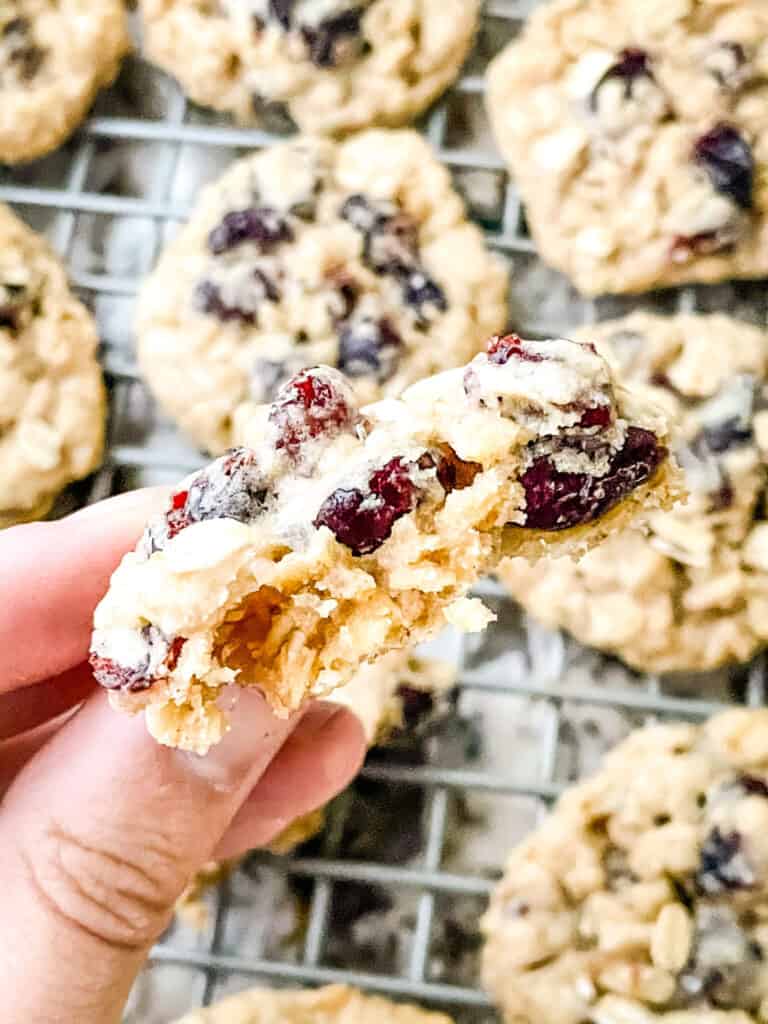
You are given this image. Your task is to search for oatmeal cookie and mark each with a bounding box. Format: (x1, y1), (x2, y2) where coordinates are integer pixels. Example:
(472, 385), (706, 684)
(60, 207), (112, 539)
(137, 131), (507, 456)
(176, 649), (453, 926)
(139, 0), (478, 136)
(174, 983), (453, 1023)
(0, 202), (105, 528)
(486, 0), (768, 295)
(500, 312), (768, 673)
(0, 1), (129, 164)
(90, 334), (679, 753)
(482, 708), (768, 1024)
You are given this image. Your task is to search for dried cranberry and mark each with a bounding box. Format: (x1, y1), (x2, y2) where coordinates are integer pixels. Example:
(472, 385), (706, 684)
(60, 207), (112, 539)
(697, 827), (756, 894)
(738, 775), (768, 799)
(166, 636), (187, 672)
(90, 625), (183, 693)
(400, 270), (447, 325)
(337, 317), (402, 382)
(520, 426), (665, 531)
(314, 457), (418, 555)
(208, 207), (293, 255)
(195, 280), (258, 325)
(578, 405), (612, 429)
(341, 194), (419, 274)
(671, 230), (736, 263)
(694, 124), (754, 210)
(589, 48), (654, 109)
(487, 334), (543, 365)
(89, 656), (153, 693)
(269, 367), (357, 456)
(301, 7), (364, 68)
(146, 448), (269, 551)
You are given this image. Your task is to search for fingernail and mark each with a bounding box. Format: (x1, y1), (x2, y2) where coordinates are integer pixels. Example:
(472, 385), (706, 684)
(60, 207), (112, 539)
(178, 686), (297, 793)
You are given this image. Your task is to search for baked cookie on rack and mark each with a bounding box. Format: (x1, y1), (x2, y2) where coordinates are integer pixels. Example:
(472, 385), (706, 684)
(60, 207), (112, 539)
(177, 648), (453, 927)
(0, 1), (129, 163)
(137, 131), (507, 455)
(482, 708), (768, 1024)
(174, 984), (453, 1023)
(138, 0), (479, 136)
(486, 0), (768, 295)
(91, 333), (680, 753)
(0, 202), (105, 528)
(500, 312), (768, 673)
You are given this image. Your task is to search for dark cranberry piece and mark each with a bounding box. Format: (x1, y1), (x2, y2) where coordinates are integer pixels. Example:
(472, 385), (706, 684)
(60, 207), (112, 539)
(166, 636), (187, 672)
(694, 124), (754, 210)
(487, 333), (543, 365)
(269, 367), (357, 456)
(697, 827), (756, 895)
(395, 685), (435, 728)
(314, 457), (418, 556)
(738, 775), (768, 799)
(147, 448), (269, 552)
(269, 0), (294, 29)
(337, 317), (402, 382)
(589, 48), (654, 108)
(578, 405), (612, 429)
(671, 229), (737, 263)
(340, 194), (419, 274)
(400, 270), (447, 325)
(700, 418), (753, 453)
(520, 426), (665, 531)
(208, 207), (293, 255)
(301, 8), (365, 68)
(195, 280), (258, 325)
(89, 656), (154, 693)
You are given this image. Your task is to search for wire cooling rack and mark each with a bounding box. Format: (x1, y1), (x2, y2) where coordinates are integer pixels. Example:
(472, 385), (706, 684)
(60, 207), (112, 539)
(3, 1), (767, 1020)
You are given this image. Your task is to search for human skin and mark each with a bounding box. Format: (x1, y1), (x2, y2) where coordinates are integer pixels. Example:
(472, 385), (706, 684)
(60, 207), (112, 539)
(0, 489), (366, 1023)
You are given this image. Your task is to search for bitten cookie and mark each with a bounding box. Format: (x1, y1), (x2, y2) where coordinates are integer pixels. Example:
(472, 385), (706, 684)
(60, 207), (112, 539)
(500, 312), (768, 673)
(174, 984), (453, 1024)
(90, 334), (679, 753)
(0, 202), (105, 527)
(137, 131), (508, 455)
(0, 1), (129, 163)
(482, 709), (768, 1024)
(176, 648), (453, 927)
(138, 0), (478, 135)
(486, 0), (768, 296)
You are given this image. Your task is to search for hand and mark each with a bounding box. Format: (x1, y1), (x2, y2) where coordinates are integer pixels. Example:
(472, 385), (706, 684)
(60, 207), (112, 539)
(0, 490), (366, 1023)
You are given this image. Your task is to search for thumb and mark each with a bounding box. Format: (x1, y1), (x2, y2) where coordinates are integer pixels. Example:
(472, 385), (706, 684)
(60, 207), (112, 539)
(0, 687), (358, 1023)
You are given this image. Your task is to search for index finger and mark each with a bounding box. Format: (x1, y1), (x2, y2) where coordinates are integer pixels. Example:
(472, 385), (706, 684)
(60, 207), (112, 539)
(0, 488), (167, 691)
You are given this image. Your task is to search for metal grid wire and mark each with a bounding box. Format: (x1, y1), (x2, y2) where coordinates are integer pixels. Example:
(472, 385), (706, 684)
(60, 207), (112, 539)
(3, 1), (767, 1019)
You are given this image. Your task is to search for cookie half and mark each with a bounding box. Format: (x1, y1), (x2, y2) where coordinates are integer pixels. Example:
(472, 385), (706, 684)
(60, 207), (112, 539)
(0, 202), (105, 528)
(482, 708), (768, 1024)
(0, 1), (129, 163)
(138, 131), (508, 455)
(174, 984), (453, 1024)
(500, 312), (768, 673)
(91, 335), (680, 753)
(486, 0), (768, 295)
(139, 0), (479, 135)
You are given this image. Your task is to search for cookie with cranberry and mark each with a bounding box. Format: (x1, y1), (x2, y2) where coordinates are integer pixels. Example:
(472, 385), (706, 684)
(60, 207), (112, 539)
(0, 1), (129, 163)
(177, 648), (453, 927)
(139, 0), (478, 135)
(174, 984), (453, 1023)
(482, 708), (768, 1024)
(0, 203), (105, 528)
(487, 0), (768, 295)
(137, 131), (507, 456)
(500, 312), (768, 673)
(91, 334), (680, 753)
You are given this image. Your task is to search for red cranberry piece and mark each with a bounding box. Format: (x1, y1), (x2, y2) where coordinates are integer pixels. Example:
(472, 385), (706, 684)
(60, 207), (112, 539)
(694, 124), (754, 210)
(337, 317), (402, 382)
(520, 426), (665, 531)
(313, 457), (418, 555)
(590, 48), (653, 108)
(486, 334), (543, 365)
(697, 827), (756, 895)
(89, 655), (154, 693)
(208, 206), (293, 255)
(269, 367), (357, 457)
(578, 405), (612, 429)
(90, 625), (185, 693)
